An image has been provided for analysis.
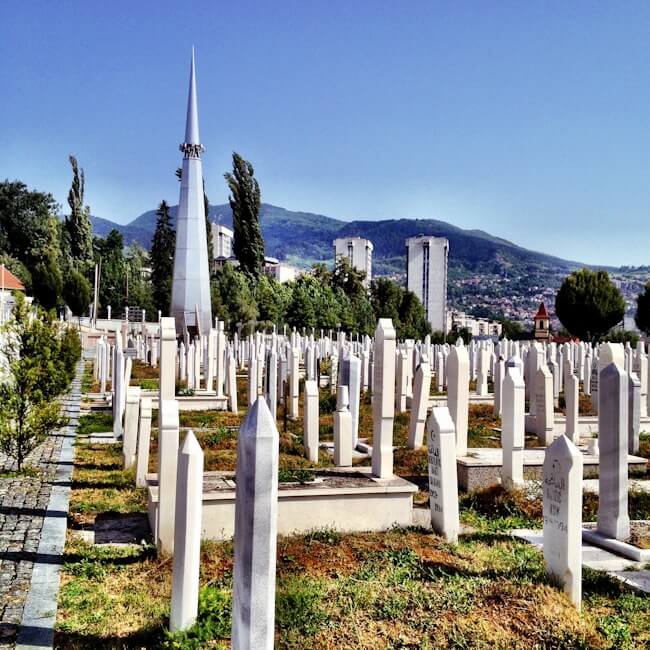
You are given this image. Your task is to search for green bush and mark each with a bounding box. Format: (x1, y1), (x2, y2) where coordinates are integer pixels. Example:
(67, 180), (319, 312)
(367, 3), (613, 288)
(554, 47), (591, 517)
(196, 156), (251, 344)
(163, 586), (231, 649)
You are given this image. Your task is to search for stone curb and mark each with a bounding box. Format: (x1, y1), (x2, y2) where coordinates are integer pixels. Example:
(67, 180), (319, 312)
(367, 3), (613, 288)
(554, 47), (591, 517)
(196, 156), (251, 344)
(15, 363), (83, 650)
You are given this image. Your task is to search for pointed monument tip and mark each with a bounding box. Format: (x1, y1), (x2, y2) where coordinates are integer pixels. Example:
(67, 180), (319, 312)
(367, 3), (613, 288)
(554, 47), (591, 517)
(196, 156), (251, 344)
(547, 433), (581, 459)
(241, 397), (278, 439)
(183, 47), (201, 146)
(180, 429), (203, 456)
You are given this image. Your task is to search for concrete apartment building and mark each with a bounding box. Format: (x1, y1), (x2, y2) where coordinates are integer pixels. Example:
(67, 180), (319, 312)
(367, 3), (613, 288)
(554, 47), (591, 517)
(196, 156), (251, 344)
(333, 237), (373, 288)
(405, 235), (449, 333)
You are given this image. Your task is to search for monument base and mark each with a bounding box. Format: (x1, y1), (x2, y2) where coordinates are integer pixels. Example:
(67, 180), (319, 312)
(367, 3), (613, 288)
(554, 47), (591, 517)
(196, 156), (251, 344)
(456, 447), (647, 492)
(147, 467), (417, 541)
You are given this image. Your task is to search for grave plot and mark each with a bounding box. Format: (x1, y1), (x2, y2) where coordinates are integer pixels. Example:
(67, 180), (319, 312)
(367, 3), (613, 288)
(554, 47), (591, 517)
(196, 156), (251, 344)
(51, 328), (650, 648)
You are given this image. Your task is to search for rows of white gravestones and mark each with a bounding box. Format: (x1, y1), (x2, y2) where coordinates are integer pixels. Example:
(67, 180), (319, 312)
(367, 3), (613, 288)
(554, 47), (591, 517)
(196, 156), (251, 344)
(95, 313), (649, 639)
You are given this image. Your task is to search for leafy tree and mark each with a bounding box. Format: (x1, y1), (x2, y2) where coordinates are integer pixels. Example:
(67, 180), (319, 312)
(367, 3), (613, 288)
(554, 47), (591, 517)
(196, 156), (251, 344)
(351, 294), (376, 336)
(370, 277), (402, 324)
(370, 277), (430, 339)
(0, 294), (79, 469)
(602, 329), (640, 347)
(286, 280), (316, 330)
(448, 327), (472, 345)
(224, 153), (265, 276)
(93, 229), (125, 316)
(150, 200), (176, 315)
(63, 268), (92, 318)
(331, 257), (367, 302)
(0, 254), (32, 291)
(497, 318), (529, 341)
(398, 290), (431, 340)
(124, 242), (154, 314)
(635, 282), (650, 335)
(0, 180), (63, 308)
(255, 274), (291, 325)
(555, 269), (625, 341)
(211, 263), (258, 328)
(65, 156), (94, 268)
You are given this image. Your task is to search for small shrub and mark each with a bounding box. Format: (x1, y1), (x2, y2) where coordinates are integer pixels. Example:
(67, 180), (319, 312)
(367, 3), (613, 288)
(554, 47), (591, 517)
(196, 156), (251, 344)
(597, 614), (633, 649)
(305, 527), (341, 545)
(276, 577), (327, 636)
(319, 392), (337, 414)
(278, 468), (314, 484)
(203, 427), (235, 447)
(163, 586), (231, 649)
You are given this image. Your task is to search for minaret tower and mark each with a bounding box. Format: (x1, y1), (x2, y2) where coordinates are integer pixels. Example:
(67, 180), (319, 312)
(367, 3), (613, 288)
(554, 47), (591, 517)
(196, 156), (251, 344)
(171, 49), (212, 337)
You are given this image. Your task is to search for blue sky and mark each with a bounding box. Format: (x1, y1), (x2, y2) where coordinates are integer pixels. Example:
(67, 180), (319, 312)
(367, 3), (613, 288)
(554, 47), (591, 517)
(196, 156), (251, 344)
(2, 1), (650, 266)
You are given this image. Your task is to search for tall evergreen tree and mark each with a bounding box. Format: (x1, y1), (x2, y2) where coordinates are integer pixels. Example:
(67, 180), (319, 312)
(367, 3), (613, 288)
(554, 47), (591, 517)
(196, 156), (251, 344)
(66, 155), (94, 268)
(150, 200), (176, 315)
(224, 152), (264, 276)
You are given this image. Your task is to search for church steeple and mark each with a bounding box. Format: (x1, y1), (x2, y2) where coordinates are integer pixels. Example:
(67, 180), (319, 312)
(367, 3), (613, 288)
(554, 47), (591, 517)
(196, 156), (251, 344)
(180, 48), (204, 158)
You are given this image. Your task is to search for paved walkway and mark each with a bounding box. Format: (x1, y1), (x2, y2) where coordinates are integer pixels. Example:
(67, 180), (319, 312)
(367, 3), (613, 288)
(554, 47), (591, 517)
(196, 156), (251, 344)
(0, 366), (82, 650)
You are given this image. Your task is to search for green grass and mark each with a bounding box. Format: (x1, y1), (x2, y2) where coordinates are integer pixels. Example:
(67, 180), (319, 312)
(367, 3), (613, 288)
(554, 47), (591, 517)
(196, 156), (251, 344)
(77, 412), (113, 436)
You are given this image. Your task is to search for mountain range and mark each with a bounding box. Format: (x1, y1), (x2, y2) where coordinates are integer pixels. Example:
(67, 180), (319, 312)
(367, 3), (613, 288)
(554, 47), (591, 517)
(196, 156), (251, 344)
(91, 203), (583, 278)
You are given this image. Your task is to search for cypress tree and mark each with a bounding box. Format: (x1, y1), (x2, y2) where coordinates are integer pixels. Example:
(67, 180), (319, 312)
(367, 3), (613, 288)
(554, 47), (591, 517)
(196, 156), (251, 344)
(150, 200), (176, 315)
(66, 155), (94, 268)
(224, 152), (264, 276)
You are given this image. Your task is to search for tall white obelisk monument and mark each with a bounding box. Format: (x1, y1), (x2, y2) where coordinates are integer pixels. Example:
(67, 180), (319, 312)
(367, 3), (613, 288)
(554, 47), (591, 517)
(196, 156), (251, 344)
(171, 50), (212, 336)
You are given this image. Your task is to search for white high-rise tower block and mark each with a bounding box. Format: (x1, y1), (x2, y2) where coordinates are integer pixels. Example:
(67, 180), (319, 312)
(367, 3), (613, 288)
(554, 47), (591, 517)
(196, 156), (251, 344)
(171, 50), (212, 336)
(405, 235), (449, 333)
(333, 237), (373, 288)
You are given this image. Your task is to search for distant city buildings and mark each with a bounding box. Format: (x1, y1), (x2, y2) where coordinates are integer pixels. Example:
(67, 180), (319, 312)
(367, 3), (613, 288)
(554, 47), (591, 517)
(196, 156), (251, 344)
(446, 309), (502, 338)
(333, 237), (373, 288)
(264, 258), (302, 283)
(211, 223), (235, 271)
(405, 235), (449, 333)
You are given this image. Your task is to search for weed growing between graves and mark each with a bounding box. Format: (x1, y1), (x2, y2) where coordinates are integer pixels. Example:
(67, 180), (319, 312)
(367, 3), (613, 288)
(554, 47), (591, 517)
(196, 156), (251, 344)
(76, 412), (113, 436)
(131, 378), (159, 390)
(583, 489), (650, 523)
(638, 432), (650, 465)
(459, 484), (543, 532)
(466, 404), (501, 448)
(130, 360), (160, 380)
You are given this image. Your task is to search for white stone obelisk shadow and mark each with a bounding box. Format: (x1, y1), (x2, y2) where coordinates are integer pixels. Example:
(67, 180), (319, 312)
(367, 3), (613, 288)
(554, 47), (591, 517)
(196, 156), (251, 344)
(231, 397), (279, 650)
(170, 430), (204, 632)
